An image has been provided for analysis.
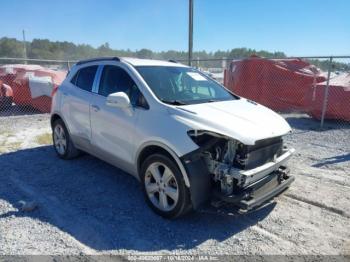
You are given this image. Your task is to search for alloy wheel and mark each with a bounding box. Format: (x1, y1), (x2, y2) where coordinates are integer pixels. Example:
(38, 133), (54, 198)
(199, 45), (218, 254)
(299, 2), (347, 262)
(144, 162), (179, 212)
(53, 124), (67, 155)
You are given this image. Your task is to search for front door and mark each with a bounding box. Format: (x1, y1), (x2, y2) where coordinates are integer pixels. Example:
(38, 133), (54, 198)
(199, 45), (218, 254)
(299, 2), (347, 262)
(90, 64), (142, 170)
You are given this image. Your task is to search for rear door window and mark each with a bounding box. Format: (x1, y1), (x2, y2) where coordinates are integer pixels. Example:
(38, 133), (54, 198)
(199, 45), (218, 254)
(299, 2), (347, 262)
(73, 66), (98, 92)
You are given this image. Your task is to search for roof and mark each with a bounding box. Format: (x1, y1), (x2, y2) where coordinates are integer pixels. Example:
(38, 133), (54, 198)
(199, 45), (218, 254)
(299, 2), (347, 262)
(74, 57), (188, 68)
(121, 57), (187, 67)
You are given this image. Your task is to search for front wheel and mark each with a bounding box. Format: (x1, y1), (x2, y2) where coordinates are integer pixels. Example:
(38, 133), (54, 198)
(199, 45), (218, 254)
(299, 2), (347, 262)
(141, 154), (192, 219)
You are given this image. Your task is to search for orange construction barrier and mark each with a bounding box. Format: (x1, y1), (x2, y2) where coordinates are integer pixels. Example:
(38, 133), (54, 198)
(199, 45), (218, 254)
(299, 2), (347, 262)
(224, 56), (326, 112)
(306, 73), (350, 121)
(0, 64), (66, 112)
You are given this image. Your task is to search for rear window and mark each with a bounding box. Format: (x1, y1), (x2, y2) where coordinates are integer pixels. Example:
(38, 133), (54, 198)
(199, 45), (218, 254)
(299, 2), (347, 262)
(71, 66), (97, 92)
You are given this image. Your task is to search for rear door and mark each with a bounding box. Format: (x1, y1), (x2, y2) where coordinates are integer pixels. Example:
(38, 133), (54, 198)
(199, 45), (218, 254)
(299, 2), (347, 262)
(61, 65), (98, 149)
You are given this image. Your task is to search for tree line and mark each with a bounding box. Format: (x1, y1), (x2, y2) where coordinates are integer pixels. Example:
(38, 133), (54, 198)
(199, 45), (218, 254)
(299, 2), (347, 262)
(0, 37), (348, 71)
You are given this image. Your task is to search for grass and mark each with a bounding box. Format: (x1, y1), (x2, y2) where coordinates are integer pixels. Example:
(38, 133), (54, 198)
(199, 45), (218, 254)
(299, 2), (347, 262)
(35, 132), (52, 145)
(0, 133), (22, 154)
(0, 130), (52, 154)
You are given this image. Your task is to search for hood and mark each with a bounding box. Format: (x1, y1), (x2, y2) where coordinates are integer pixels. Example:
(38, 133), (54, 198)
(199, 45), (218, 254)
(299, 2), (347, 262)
(170, 98), (291, 145)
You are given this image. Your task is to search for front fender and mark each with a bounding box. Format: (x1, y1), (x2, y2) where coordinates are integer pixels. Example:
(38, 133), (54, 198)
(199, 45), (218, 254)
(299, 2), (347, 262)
(135, 141), (192, 187)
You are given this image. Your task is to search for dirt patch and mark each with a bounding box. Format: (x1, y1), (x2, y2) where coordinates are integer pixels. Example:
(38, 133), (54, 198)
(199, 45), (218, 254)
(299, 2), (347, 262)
(0, 114), (51, 153)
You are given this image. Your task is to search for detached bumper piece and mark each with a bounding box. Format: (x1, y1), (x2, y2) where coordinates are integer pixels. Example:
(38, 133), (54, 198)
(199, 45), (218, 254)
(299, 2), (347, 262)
(213, 166), (294, 211)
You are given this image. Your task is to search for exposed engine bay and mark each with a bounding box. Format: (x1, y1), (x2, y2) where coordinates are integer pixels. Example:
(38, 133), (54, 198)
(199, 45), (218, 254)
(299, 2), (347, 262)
(186, 130), (294, 208)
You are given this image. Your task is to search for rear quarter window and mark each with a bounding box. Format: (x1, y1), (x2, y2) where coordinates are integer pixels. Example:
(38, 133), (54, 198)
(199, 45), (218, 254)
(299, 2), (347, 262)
(70, 71), (79, 85)
(71, 66), (97, 92)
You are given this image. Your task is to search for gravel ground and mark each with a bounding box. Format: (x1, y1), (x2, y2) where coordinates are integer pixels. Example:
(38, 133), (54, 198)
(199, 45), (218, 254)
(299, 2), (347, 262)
(0, 113), (349, 257)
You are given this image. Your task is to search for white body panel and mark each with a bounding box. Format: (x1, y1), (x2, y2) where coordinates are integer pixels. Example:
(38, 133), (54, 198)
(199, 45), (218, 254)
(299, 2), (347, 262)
(60, 83), (92, 149)
(90, 93), (139, 167)
(170, 98), (291, 145)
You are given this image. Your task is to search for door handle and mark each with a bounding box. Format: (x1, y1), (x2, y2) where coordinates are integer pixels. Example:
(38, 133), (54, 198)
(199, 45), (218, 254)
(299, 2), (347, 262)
(91, 105), (100, 112)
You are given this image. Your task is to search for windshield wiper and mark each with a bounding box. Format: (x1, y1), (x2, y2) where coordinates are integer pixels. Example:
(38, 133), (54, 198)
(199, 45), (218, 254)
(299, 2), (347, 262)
(161, 99), (187, 105)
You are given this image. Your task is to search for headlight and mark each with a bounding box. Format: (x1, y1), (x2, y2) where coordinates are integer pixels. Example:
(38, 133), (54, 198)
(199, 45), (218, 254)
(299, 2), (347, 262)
(187, 129), (227, 147)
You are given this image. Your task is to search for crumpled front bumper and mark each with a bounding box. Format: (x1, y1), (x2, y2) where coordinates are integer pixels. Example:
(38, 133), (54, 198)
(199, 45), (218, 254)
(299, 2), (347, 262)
(182, 144), (295, 210)
(239, 148), (295, 188)
(239, 171), (294, 211)
(214, 166), (294, 211)
(213, 147), (295, 211)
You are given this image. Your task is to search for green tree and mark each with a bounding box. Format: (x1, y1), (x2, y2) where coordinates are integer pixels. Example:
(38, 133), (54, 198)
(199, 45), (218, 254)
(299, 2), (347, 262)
(0, 37), (348, 71)
(136, 49), (153, 59)
(0, 37), (24, 58)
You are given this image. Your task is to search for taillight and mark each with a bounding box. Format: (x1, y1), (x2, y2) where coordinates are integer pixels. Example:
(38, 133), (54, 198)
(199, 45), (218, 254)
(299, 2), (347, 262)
(51, 85), (59, 97)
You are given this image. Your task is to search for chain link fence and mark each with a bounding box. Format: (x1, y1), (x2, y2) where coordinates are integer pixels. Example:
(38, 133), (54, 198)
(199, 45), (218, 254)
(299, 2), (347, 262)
(0, 58), (70, 117)
(0, 56), (349, 131)
(179, 56), (350, 131)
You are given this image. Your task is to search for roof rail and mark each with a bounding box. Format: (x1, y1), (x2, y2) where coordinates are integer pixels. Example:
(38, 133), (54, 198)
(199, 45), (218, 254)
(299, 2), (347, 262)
(76, 57), (120, 65)
(168, 59), (178, 63)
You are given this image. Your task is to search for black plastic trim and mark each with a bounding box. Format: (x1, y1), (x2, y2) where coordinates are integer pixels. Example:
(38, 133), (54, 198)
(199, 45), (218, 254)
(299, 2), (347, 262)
(239, 175), (294, 210)
(76, 57), (120, 65)
(212, 169), (294, 211)
(168, 59), (178, 63)
(181, 155), (212, 209)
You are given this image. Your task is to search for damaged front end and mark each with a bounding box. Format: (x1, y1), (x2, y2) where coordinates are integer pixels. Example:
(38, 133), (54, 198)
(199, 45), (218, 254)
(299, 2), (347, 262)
(182, 130), (295, 211)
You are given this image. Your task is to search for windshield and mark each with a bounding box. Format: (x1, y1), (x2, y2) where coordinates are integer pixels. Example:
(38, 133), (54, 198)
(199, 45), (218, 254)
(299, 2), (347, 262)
(136, 66), (237, 105)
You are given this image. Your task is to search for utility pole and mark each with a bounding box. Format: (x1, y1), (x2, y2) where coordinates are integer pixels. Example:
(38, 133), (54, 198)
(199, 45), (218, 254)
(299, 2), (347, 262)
(320, 57), (333, 128)
(188, 0), (193, 66)
(22, 30), (27, 64)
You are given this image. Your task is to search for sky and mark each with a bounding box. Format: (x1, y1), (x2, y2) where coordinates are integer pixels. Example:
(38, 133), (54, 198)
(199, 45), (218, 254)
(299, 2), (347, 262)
(1, 0), (349, 56)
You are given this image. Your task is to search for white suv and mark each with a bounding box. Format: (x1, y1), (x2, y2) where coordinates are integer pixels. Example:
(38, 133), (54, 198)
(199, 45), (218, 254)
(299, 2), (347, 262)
(51, 57), (295, 218)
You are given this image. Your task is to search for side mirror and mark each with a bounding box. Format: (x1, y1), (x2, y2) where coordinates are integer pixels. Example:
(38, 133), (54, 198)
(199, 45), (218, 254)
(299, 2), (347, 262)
(106, 92), (131, 108)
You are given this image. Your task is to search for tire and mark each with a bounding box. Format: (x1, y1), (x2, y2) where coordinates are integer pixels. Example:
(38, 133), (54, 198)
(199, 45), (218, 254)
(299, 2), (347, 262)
(141, 153), (192, 219)
(52, 119), (80, 159)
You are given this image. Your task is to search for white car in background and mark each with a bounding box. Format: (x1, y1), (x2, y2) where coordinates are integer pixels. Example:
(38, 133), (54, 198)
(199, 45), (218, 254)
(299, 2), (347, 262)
(50, 57), (295, 219)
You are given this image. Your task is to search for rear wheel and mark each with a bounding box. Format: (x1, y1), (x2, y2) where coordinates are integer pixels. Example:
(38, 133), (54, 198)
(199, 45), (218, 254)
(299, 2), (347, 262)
(141, 154), (192, 219)
(52, 119), (80, 159)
